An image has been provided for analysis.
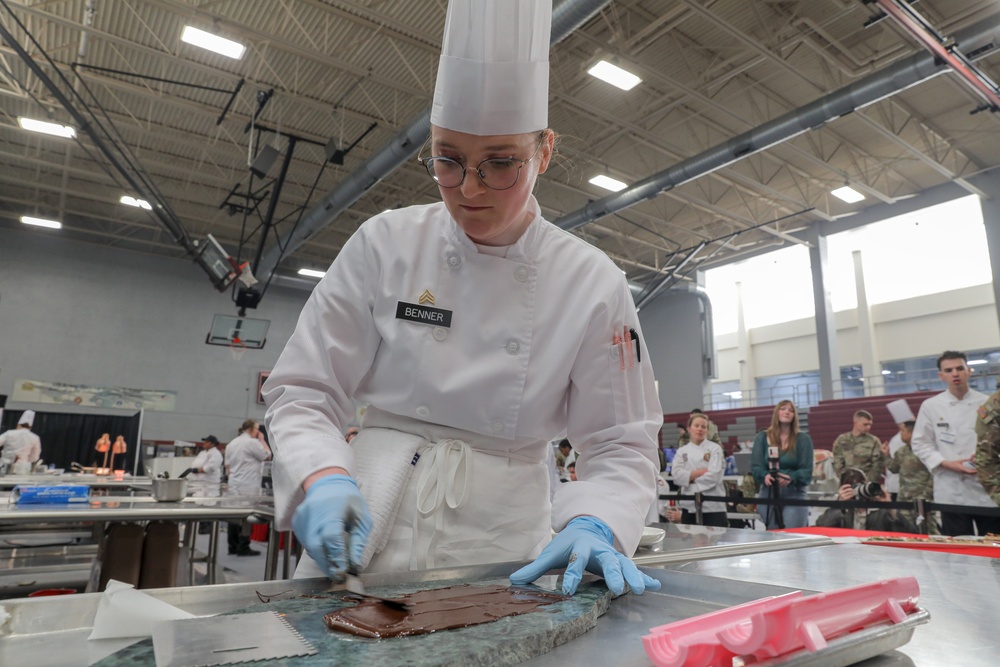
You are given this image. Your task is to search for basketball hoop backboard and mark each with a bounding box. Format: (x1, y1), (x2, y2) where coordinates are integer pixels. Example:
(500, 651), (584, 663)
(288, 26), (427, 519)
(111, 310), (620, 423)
(206, 314), (269, 349)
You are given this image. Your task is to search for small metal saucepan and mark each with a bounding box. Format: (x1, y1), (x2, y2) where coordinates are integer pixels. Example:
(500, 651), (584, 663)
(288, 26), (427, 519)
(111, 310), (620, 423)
(151, 478), (188, 502)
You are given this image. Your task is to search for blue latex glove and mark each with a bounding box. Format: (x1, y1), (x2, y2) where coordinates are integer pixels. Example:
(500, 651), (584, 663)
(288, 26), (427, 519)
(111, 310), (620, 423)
(291, 474), (372, 579)
(509, 516), (662, 596)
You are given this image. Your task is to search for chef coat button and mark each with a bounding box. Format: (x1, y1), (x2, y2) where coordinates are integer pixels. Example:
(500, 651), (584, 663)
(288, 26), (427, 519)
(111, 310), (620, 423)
(491, 421), (504, 433)
(416, 405), (430, 418)
(514, 266), (529, 282)
(433, 327), (447, 341)
(447, 255), (462, 268)
(505, 338), (520, 355)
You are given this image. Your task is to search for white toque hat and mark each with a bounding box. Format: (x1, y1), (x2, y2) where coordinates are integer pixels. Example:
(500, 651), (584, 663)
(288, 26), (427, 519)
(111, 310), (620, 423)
(19, 410), (35, 427)
(431, 0), (552, 136)
(885, 399), (915, 424)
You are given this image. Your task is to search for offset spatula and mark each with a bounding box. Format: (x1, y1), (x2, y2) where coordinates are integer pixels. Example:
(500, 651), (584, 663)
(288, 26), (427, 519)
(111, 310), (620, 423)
(341, 496), (410, 611)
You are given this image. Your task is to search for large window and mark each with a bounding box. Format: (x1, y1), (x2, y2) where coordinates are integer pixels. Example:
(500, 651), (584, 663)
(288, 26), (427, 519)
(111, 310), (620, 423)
(704, 195), (990, 335)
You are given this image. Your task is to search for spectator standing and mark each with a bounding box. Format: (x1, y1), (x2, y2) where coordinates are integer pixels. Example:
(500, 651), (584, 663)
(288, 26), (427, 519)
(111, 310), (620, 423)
(832, 410), (886, 485)
(751, 400), (814, 529)
(225, 419), (272, 556)
(882, 399), (916, 500)
(883, 420), (937, 534)
(974, 389), (1000, 507)
(911, 351), (1000, 536)
(671, 413), (727, 527)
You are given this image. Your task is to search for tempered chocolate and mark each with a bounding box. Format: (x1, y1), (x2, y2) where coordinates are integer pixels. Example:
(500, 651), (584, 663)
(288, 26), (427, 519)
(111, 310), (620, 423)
(324, 583), (567, 639)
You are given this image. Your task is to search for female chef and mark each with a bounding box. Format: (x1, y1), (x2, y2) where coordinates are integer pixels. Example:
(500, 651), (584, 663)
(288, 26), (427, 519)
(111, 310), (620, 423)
(263, 0), (662, 597)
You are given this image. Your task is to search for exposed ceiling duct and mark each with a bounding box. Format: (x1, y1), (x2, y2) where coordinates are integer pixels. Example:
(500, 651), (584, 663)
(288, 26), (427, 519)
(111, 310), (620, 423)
(553, 12), (1000, 233)
(255, 0), (613, 283)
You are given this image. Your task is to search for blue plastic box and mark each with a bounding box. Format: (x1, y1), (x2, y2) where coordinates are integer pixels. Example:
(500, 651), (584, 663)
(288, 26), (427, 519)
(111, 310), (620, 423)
(13, 485), (90, 504)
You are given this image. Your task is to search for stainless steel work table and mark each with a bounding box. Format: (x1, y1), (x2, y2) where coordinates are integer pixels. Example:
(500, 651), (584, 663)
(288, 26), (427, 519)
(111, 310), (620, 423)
(0, 474), (153, 490)
(0, 554), (931, 667)
(0, 491), (289, 589)
(662, 541), (997, 666)
(632, 522), (831, 565)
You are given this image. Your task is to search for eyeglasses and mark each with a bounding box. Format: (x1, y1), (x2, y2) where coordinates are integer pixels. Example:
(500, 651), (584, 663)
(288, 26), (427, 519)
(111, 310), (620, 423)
(418, 139), (543, 191)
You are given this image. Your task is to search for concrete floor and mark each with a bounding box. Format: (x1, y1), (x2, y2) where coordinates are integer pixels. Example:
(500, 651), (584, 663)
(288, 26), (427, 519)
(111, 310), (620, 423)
(187, 522), (277, 586)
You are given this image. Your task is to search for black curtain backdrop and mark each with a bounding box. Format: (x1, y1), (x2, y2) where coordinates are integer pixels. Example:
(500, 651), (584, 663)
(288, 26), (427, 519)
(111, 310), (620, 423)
(1, 409), (141, 472)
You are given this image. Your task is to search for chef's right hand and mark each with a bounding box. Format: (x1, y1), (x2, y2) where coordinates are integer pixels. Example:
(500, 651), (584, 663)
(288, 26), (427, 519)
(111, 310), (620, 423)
(292, 474), (372, 579)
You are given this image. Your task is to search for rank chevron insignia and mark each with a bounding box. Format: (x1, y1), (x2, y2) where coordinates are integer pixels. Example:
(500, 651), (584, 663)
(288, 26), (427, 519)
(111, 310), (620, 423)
(418, 289), (435, 305)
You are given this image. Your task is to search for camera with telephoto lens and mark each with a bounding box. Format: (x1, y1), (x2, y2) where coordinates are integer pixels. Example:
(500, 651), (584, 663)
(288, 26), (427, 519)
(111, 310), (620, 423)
(851, 482), (883, 500)
(840, 468), (874, 499)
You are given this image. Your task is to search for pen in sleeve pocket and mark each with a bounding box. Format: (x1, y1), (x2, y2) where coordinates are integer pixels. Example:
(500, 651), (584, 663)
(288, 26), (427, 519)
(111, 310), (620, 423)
(623, 325), (634, 368)
(613, 331), (624, 370)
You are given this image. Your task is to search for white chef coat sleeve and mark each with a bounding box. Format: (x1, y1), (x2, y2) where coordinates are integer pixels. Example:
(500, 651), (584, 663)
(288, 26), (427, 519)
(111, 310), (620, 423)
(555, 278), (660, 556)
(263, 222), (381, 530)
(671, 447), (692, 487)
(692, 444), (725, 492)
(202, 450), (221, 477)
(911, 400), (944, 471)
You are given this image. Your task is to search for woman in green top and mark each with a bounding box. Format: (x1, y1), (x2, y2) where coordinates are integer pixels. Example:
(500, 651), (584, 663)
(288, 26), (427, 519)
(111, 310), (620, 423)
(751, 400), (814, 528)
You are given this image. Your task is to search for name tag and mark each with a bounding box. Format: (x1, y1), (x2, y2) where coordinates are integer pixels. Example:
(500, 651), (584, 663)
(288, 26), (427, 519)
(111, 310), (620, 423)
(396, 301), (453, 328)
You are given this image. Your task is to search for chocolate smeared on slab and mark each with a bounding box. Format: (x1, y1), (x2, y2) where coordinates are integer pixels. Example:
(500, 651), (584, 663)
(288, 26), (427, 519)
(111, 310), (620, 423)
(324, 584), (567, 639)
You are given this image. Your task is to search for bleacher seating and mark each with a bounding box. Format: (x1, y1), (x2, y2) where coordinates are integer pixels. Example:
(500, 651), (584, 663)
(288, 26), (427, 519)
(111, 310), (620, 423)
(663, 406), (776, 452)
(664, 391), (938, 453)
(804, 391), (936, 450)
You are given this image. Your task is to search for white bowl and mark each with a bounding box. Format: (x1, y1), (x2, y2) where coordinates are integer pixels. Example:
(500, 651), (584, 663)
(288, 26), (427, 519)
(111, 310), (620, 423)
(639, 526), (666, 548)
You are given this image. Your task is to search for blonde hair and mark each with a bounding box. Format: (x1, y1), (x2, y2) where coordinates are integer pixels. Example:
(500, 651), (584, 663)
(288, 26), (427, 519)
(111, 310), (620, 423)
(767, 400), (799, 454)
(240, 419), (258, 433)
(687, 413), (709, 429)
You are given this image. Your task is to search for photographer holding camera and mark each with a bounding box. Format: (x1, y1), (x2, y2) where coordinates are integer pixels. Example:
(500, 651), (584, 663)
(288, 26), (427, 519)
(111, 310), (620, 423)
(817, 468), (918, 532)
(751, 401), (814, 529)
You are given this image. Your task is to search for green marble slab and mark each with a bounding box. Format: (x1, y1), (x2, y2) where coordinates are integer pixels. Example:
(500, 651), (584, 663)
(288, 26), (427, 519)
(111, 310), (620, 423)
(94, 577), (612, 667)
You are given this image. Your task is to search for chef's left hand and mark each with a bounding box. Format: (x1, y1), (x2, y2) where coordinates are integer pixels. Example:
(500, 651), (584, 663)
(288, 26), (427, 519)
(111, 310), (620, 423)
(509, 516), (661, 596)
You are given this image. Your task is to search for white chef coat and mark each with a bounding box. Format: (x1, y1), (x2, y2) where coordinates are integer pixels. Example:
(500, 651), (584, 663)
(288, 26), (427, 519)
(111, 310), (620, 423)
(883, 433), (904, 494)
(911, 388), (992, 507)
(670, 440), (727, 514)
(190, 447), (223, 484)
(225, 433), (270, 494)
(263, 199), (661, 563)
(0, 428), (41, 463)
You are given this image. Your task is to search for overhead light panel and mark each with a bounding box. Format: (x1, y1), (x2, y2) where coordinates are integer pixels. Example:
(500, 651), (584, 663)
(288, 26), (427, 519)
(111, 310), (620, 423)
(831, 185), (865, 203)
(298, 268), (326, 279)
(589, 174), (628, 192)
(968, 359), (988, 365)
(120, 195), (152, 210)
(587, 60), (642, 91)
(181, 25), (246, 60)
(18, 117), (76, 138)
(21, 215), (62, 229)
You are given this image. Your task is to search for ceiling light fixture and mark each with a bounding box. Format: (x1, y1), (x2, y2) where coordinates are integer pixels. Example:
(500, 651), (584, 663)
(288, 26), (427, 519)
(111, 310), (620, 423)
(589, 174), (628, 192)
(180, 25), (246, 60)
(587, 60), (642, 91)
(21, 215), (62, 229)
(298, 268), (326, 279)
(831, 185), (865, 203)
(968, 359), (988, 365)
(120, 195), (152, 210)
(18, 117), (76, 138)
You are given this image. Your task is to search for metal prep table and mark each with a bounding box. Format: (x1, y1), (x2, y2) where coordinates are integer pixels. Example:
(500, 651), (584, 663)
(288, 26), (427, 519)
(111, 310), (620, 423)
(0, 555), (931, 667)
(632, 522), (831, 566)
(662, 540), (999, 666)
(0, 490), (290, 595)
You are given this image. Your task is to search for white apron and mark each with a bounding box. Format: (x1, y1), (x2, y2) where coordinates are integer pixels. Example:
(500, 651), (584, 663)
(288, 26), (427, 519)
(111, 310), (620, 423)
(294, 407), (551, 578)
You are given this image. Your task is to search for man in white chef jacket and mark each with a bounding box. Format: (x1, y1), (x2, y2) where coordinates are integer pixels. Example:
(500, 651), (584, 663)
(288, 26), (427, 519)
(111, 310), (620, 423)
(263, 0), (662, 597)
(911, 351), (1000, 536)
(0, 410), (42, 465)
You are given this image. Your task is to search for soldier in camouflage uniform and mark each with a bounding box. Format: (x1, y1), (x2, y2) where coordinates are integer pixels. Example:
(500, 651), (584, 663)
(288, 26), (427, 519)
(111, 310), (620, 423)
(883, 420), (938, 534)
(974, 390), (1000, 507)
(832, 410), (887, 486)
(678, 410), (722, 447)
